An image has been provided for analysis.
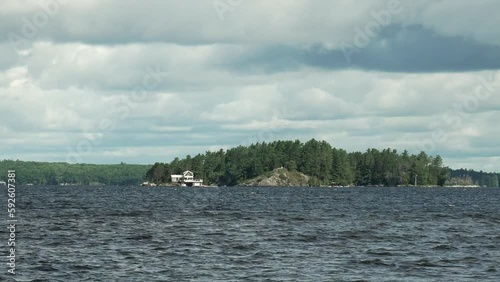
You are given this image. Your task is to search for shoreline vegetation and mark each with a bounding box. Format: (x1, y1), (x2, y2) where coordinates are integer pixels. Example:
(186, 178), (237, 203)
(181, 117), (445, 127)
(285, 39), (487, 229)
(0, 161), (149, 186)
(1, 139), (499, 188)
(145, 139), (499, 188)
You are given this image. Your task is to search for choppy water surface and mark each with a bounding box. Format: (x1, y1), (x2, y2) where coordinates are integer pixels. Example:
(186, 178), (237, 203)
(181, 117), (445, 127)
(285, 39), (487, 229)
(1, 186), (499, 281)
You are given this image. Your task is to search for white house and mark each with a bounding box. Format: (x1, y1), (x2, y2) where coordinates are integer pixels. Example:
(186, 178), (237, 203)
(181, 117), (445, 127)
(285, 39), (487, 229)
(183, 171), (194, 180)
(171, 174), (183, 182)
(171, 170), (203, 187)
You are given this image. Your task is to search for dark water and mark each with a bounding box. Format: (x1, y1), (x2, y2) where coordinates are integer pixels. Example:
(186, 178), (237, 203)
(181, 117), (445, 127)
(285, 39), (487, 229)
(1, 186), (500, 281)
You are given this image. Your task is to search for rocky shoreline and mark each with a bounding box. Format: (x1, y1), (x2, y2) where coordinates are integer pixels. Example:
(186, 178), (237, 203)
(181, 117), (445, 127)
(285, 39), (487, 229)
(237, 168), (310, 187)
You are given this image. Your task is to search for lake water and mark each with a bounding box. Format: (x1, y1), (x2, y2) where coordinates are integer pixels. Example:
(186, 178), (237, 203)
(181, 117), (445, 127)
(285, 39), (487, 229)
(1, 186), (499, 281)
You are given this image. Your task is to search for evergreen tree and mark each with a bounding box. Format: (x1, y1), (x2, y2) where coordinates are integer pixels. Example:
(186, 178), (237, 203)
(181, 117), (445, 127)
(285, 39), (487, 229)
(138, 139), (497, 187)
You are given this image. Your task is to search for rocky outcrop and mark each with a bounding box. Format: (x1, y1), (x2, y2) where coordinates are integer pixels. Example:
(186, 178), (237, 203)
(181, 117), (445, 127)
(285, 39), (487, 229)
(238, 168), (310, 187)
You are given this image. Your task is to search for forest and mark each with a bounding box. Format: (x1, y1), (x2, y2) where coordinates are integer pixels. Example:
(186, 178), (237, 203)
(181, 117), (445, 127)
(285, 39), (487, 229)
(145, 139), (499, 187)
(0, 160), (149, 185)
(1, 139), (498, 187)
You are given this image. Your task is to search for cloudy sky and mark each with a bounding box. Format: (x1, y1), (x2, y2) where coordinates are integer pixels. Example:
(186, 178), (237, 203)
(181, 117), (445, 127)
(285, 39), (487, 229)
(1, 0), (499, 172)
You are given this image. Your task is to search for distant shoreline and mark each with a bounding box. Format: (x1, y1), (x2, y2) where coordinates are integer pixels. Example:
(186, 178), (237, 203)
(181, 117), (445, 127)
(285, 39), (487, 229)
(10, 183), (491, 189)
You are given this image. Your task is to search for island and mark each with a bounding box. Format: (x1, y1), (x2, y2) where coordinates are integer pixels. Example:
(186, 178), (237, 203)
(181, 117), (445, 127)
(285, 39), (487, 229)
(1, 139), (498, 187)
(144, 139), (500, 188)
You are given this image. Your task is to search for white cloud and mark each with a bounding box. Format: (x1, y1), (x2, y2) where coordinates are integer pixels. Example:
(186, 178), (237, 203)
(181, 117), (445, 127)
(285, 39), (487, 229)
(150, 125), (192, 132)
(200, 84), (284, 122)
(0, 1), (499, 172)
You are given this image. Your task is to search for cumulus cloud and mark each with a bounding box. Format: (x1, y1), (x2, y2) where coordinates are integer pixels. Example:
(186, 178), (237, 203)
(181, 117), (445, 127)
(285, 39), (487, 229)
(0, 0), (499, 172)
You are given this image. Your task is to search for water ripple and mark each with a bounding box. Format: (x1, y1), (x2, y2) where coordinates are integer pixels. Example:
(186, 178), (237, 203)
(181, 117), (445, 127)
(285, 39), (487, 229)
(1, 186), (499, 281)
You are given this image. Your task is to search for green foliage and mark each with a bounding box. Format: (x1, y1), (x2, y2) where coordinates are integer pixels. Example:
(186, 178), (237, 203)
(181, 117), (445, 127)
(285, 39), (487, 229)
(0, 160), (149, 185)
(308, 176), (321, 187)
(1, 140), (496, 188)
(285, 160), (297, 171)
(449, 168), (499, 187)
(145, 139), (487, 187)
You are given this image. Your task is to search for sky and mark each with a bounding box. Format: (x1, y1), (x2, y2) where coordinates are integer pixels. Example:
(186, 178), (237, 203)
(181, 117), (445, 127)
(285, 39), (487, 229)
(1, 0), (499, 172)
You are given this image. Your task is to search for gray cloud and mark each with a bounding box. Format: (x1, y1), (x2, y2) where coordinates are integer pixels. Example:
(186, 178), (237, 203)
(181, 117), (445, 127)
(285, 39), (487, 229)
(1, 0), (500, 172)
(223, 25), (500, 73)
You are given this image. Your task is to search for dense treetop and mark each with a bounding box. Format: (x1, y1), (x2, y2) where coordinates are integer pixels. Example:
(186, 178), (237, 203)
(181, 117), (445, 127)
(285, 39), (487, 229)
(145, 139), (499, 187)
(0, 160), (149, 186)
(1, 139), (498, 187)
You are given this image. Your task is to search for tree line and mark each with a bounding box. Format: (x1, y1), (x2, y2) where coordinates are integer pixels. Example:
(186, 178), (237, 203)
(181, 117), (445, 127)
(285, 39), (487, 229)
(0, 160), (149, 185)
(146, 139), (467, 187)
(2, 140), (497, 187)
(448, 168), (499, 187)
